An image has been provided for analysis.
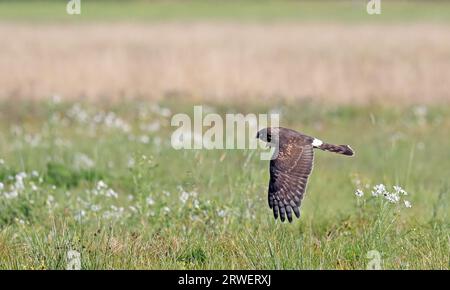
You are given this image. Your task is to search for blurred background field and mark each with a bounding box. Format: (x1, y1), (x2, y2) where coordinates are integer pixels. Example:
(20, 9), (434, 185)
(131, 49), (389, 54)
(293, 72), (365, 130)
(0, 0), (450, 104)
(0, 0), (449, 269)
(1, 0), (450, 23)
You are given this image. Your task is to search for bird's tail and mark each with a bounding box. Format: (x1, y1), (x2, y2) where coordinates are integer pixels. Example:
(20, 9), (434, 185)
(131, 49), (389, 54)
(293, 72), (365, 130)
(317, 143), (354, 156)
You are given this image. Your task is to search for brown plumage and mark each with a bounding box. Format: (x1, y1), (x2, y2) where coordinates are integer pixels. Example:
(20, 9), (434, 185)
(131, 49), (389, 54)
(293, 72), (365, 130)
(256, 127), (354, 223)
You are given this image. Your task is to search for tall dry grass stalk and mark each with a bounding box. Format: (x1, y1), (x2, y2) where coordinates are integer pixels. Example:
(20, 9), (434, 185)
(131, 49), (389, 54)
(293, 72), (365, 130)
(0, 23), (449, 104)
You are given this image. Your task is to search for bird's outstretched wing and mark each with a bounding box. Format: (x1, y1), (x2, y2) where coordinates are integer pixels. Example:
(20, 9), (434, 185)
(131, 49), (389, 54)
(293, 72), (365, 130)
(268, 140), (314, 223)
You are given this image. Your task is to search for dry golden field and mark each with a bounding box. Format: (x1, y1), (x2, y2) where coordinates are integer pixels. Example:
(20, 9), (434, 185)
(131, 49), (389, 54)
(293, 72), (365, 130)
(1, 22), (449, 104)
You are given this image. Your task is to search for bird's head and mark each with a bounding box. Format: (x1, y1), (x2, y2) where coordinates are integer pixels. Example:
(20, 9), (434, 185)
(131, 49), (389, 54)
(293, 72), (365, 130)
(256, 127), (280, 146)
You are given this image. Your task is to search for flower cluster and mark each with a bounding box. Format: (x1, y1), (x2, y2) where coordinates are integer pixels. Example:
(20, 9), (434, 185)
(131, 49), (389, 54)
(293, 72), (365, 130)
(355, 183), (412, 208)
(92, 180), (119, 199)
(56, 102), (173, 151)
(66, 104), (131, 134)
(178, 186), (200, 209)
(72, 180), (126, 222)
(1, 171), (41, 199)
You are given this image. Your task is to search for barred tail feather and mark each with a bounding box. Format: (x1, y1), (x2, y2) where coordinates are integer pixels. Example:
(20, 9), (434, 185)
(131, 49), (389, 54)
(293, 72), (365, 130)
(318, 143), (354, 156)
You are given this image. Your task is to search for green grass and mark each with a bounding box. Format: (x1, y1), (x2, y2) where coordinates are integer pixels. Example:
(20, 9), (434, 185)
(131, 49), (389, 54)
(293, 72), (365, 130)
(0, 0), (450, 23)
(0, 99), (448, 269)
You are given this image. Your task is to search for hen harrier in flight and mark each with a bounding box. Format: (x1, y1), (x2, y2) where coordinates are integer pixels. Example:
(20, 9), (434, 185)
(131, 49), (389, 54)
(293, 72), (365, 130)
(257, 127), (354, 223)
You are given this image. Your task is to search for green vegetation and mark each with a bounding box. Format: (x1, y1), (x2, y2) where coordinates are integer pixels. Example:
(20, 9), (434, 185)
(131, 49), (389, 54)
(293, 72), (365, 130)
(0, 0), (450, 23)
(0, 99), (448, 269)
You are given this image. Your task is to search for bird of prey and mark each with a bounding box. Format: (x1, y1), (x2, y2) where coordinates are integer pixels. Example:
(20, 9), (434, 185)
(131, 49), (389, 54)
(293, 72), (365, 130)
(256, 127), (354, 223)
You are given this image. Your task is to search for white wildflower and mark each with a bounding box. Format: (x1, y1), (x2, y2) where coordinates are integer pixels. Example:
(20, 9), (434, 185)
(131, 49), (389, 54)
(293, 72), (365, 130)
(162, 206), (171, 214)
(385, 193), (400, 204)
(146, 196), (155, 206)
(74, 153), (95, 169)
(393, 185), (408, 196)
(372, 184), (387, 197)
(142, 121), (160, 133)
(193, 199), (200, 209)
(17, 172), (27, 179)
(180, 191), (189, 204)
(102, 211), (113, 219)
(105, 189), (118, 198)
(75, 210), (86, 221)
(404, 200), (412, 208)
(46, 195), (55, 206)
(0, 159), (4, 166)
(217, 209), (226, 217)
(4, 190), (18, 199)
(104, 112), (131, 133)
(96, 180), (107, 190)
(14, 178), (25, 191)
(355, 189), (364, 197)
(152, 105), (172, 117)
(0, 182), (4, 191)
(91, 204), (101, 212)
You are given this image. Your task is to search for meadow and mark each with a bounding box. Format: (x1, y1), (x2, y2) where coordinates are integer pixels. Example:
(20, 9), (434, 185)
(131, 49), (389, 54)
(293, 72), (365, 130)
(0, 0), (449, 269)
(0, 99), (448, 269)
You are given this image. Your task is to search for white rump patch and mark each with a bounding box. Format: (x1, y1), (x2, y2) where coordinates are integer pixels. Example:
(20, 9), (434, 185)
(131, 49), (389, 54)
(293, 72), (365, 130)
(312, 138), (323, 147)
(346, 145), (355, 155)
